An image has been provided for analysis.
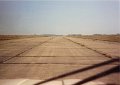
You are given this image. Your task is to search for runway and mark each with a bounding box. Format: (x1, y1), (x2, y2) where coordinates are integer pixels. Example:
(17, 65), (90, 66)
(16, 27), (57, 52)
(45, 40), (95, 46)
(0, 36), (119, 85)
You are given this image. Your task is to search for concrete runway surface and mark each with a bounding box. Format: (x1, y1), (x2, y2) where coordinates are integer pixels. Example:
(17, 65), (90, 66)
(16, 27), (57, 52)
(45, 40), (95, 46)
(0, 36), (119, 85)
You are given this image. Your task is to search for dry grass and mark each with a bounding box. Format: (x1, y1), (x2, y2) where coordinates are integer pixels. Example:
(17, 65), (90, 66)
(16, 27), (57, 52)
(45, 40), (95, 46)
(0, 35), (51, 41)
(68, 34), (120, 43)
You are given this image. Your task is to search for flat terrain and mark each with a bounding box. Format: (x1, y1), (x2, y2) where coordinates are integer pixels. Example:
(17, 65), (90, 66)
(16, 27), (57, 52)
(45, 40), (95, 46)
(69, 34), (120, 43)
(0, 36), (119, 85)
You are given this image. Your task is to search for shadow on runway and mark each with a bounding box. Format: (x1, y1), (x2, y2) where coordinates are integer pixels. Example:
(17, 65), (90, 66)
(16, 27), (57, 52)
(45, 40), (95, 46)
(34, 58), (120, 85)
(73, 65), (119, 85)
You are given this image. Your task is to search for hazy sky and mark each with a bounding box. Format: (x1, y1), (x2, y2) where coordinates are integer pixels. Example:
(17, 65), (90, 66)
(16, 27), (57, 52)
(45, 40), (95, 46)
(0, 0), (119, 35)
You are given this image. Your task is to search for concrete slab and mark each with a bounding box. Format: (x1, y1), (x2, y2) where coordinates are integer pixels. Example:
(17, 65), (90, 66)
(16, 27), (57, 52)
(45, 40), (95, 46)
(0, 79), (114, 85)
(0, 79), (28, 85)
(67, 37), (120, 57)
(21, 79), (62, 85)
(63, 79), (105, 85)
